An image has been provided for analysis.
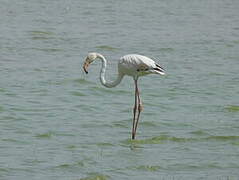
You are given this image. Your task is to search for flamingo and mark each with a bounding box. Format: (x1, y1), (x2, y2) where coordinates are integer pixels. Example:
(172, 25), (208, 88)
(83, 52), (165, 139)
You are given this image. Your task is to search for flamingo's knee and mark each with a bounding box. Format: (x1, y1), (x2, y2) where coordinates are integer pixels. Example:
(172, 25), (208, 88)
(138, 103), (143, 112)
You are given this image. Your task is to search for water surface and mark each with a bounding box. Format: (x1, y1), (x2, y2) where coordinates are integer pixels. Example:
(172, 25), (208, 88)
(1, 0), (239, 179)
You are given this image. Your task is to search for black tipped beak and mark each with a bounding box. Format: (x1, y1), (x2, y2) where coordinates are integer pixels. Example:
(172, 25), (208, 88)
(83, 67), (88, 74)
(83, 62), (89, 74)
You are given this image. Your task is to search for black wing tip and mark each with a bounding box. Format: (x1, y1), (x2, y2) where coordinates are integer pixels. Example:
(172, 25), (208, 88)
(153, 68), (164, 73)
(156, 64), (165, 71)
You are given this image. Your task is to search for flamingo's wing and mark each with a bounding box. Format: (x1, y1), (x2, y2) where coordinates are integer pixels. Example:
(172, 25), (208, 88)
(119, 54), (165, 76)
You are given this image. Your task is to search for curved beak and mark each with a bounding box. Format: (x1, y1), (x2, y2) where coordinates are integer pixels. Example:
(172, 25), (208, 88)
(83, 61), (90, 74)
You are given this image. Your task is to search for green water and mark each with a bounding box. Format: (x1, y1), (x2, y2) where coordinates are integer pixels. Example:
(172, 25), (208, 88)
(1, 0), (239, 179)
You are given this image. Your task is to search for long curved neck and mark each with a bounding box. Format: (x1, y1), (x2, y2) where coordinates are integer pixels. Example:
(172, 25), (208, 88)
(96, 53), (124, 88)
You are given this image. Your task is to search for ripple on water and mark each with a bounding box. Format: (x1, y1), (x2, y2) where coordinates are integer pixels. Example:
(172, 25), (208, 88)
(140, 121), (158, 127)
(35, 131), (75, 139)
(89, 86), (129, 95)
(29, 30), (55, 35)
(232, 142), (239, 146)
(232, 40), (239, 44)
(225, 105), (239, 112)
(0, 116), (27, 122)
(158, 47), (174, 52)
(66, 145), (77, 149)
(31, 48), (64, 53)
(122, 134), (239, 145)
(29, 30), (55, 40)
(55, 161), (84, 169)
(35, 132), (53, 139)
(0, 168), (9, 173)
(95, 45), (119, 51)
(80, 173), (110, 180)
(73, 78), (95, 85)
(205, 135), (239, 141)
(121, 135), (172, 145)
(0, 88), (6, 92)
(71, 91), (86, 97)
(150, 47), (174, 53)
(190, 130), (210, 136)
(2, 138), (29, 145)
(0, 106), (4, 112)
(112, 119), (130, 128)
(96, 142), (114, 147)
(168, 162), (223, 171)
(134, 165), (161, 172)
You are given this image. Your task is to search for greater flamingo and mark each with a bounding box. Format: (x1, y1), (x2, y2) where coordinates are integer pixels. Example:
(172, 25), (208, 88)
(83, 52), (165, 139)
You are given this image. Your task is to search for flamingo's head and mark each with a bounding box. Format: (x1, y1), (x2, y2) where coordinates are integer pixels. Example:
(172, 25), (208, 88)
(83, 52), (97, 74)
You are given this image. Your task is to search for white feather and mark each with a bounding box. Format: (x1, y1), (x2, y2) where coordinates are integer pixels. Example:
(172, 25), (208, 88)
(119, 54), (165, 78)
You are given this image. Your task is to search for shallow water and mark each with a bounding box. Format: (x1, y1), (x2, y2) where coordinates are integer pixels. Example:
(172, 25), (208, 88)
(1, 0), (239, 179)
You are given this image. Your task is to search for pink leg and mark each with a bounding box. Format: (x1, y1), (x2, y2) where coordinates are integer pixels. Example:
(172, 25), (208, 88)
(132, 79), (138, 140)
(134, 89), (143, 137)
(133, 80), (143, 139)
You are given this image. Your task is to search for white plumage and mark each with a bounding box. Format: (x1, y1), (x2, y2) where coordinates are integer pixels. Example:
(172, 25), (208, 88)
(83, 52), (165, 139)
(119, 54), (165, 77)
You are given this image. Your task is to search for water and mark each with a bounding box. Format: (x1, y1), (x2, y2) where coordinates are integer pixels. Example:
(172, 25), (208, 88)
(1, 0), (239, 179)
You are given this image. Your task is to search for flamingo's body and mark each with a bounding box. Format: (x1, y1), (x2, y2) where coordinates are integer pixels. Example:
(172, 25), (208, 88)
(83, 52), (165, 139)
(119, 54), (165, 77)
